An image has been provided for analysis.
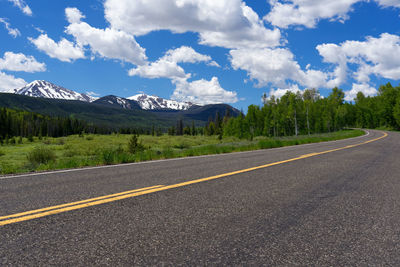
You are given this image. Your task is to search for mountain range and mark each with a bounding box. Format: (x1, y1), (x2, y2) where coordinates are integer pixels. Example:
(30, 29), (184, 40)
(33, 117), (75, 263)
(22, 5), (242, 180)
(1, 80), (239, 130)
(9, 80), (196, 112)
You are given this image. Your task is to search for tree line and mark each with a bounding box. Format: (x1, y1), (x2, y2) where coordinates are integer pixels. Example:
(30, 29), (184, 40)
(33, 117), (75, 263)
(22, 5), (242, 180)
(0, 108), (131, 140)
(1, 82), (400, 141)
(221, 83), (400, 139)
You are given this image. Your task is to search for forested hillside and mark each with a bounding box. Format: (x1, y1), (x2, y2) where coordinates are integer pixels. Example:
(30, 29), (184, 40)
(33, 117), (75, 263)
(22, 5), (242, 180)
(2, 83), (400, 141)
(0, 108), (114, 140)
(222, 83), (400, 139)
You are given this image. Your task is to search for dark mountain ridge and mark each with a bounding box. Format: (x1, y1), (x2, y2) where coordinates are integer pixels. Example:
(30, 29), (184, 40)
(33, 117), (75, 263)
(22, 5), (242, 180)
(0, 93), (240, 130)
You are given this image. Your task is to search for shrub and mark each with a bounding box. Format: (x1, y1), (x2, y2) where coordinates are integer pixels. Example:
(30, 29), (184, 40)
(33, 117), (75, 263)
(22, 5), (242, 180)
(18, 136), (23, 144)
(98, 146), (130, 165)
(42, 139), (51, 145)
(27, 146), (56, 165)
(9, 137), (16, 145)
(173, 142), (191, 149)
(161, 147), (174, 159)
(57, 138), (65, 145)
(0, 150), (4, 156)
(127, 134), (145, 154)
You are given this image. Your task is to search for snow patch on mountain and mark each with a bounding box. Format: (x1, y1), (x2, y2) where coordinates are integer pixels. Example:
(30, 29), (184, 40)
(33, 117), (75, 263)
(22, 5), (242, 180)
(11, 80), (96, 102)
(128, 94), (194, 110)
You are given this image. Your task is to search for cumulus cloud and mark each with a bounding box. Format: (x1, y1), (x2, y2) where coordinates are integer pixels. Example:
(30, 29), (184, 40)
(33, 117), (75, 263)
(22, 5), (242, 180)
(8, 0), (32, 16)
(172, 77), (238, 105)
(29, 34), (85, 62)
(265, 0), (359, 28)
(65, 7), (85, 24)
(104, 0), (281, 49)
(0, 71), (26, 92)
(265, 0), (400, 29)
(344, 83), (378, 101)
(317, 33), (400, 85)
(129, 46), (231, 104)
(129, 46), (218, 79)
(229, 48), (328, 89)
(268, 84), (302, 99)
(65, 8), (147, 65)
(0, 51), (46, 72)
(0, 18), (20, 38)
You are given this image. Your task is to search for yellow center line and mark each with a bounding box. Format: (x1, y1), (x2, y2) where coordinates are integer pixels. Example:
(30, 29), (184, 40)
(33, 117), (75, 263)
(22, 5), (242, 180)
(0, 185), (164, 221)
(0, 131), (388, 226)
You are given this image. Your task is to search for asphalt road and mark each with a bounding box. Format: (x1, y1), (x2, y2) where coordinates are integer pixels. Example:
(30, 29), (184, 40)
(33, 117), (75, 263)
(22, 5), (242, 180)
(1, 130), (399, 265)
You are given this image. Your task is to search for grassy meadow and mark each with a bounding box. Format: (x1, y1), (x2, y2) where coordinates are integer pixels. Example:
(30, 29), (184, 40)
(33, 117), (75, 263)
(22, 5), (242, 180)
(0, 129), (364, 175)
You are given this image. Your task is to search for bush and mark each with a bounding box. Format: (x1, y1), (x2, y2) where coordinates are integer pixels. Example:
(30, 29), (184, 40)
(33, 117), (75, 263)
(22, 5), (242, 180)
(127, 134), (145, 154)
(0, 150), (4, 156)
(27, 146), (56, 165)
(99, 146), (131, 165)
(42, 139), (51, 145)
(173, 142), (191, 149)
(57, 138), (65, 145)
(161, 147), (174, 159)
(9, 137), (16, 145)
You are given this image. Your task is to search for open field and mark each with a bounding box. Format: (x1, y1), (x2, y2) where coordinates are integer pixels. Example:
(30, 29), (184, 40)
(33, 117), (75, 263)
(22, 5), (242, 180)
(0, 129), (364, 175)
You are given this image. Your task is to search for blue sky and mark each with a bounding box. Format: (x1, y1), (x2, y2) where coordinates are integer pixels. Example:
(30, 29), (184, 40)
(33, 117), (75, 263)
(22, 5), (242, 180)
(1, 0), (400, 110)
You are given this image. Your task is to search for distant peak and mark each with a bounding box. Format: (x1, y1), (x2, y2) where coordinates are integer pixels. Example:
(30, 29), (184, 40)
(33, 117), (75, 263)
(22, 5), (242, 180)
(12, 80), (96, 103)
(127, 93), (195, 111)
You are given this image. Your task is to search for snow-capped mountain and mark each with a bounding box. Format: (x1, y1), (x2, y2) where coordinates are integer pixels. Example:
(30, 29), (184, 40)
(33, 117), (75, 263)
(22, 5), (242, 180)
(93, 95), (141, 110)
(128, 94), (194, 111)
(10, 80), (96, 102)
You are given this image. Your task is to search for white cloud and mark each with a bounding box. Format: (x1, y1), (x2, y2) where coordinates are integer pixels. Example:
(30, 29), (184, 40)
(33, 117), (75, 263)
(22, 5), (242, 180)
(265, 0), (400, 29)
(229, 48), (328, 89)
(0, 71), (26, 92)
(163, 46), (218, 66)
(29, 34), (85, 62)
(65, 7), (85, 24)
(0, 51), (45, 72)
(265, 0), (359, 28)
(65, 8), (147, 66)
(130, 60), (187, 79)
(376, 0), (400, 8)
(172, 77), (238, 105)
(104, 0), (281, 49)
(129, 46), (217, 79)
(8, 0), (32, 16)
(268, 84), (301, 99)
(129, 46), (233, 104)
(0, 18), (20, 38)
(317, 33), (400, 85)
(344, 83), (378, 101)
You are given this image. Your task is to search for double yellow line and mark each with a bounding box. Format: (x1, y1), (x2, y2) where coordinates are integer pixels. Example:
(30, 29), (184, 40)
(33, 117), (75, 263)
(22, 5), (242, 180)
(0, 131), (388, 226)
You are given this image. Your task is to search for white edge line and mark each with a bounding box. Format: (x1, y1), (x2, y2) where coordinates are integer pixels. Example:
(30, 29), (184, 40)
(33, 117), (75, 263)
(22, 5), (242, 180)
(0, 130), (372, 180)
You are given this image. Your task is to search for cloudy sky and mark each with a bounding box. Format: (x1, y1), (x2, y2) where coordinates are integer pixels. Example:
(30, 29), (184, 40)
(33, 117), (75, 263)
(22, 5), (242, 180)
(1, 0), (400, 109)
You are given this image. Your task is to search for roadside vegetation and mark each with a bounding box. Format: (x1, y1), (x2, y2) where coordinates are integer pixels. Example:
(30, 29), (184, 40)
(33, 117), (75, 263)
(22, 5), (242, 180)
(0, 130), (363, 175)
(3, 82), (400, 175)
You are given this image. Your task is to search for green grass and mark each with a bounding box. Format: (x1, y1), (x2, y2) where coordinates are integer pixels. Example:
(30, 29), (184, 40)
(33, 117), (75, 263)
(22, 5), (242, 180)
(0, 129), (364, 175)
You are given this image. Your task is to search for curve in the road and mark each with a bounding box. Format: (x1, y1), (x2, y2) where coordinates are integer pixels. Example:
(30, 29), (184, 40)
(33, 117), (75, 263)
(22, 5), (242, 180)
(0, 131), (387, 226)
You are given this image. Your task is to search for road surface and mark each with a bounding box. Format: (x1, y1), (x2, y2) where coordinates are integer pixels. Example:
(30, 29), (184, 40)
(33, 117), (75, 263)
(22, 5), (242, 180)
(1, 130), (399, 265)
